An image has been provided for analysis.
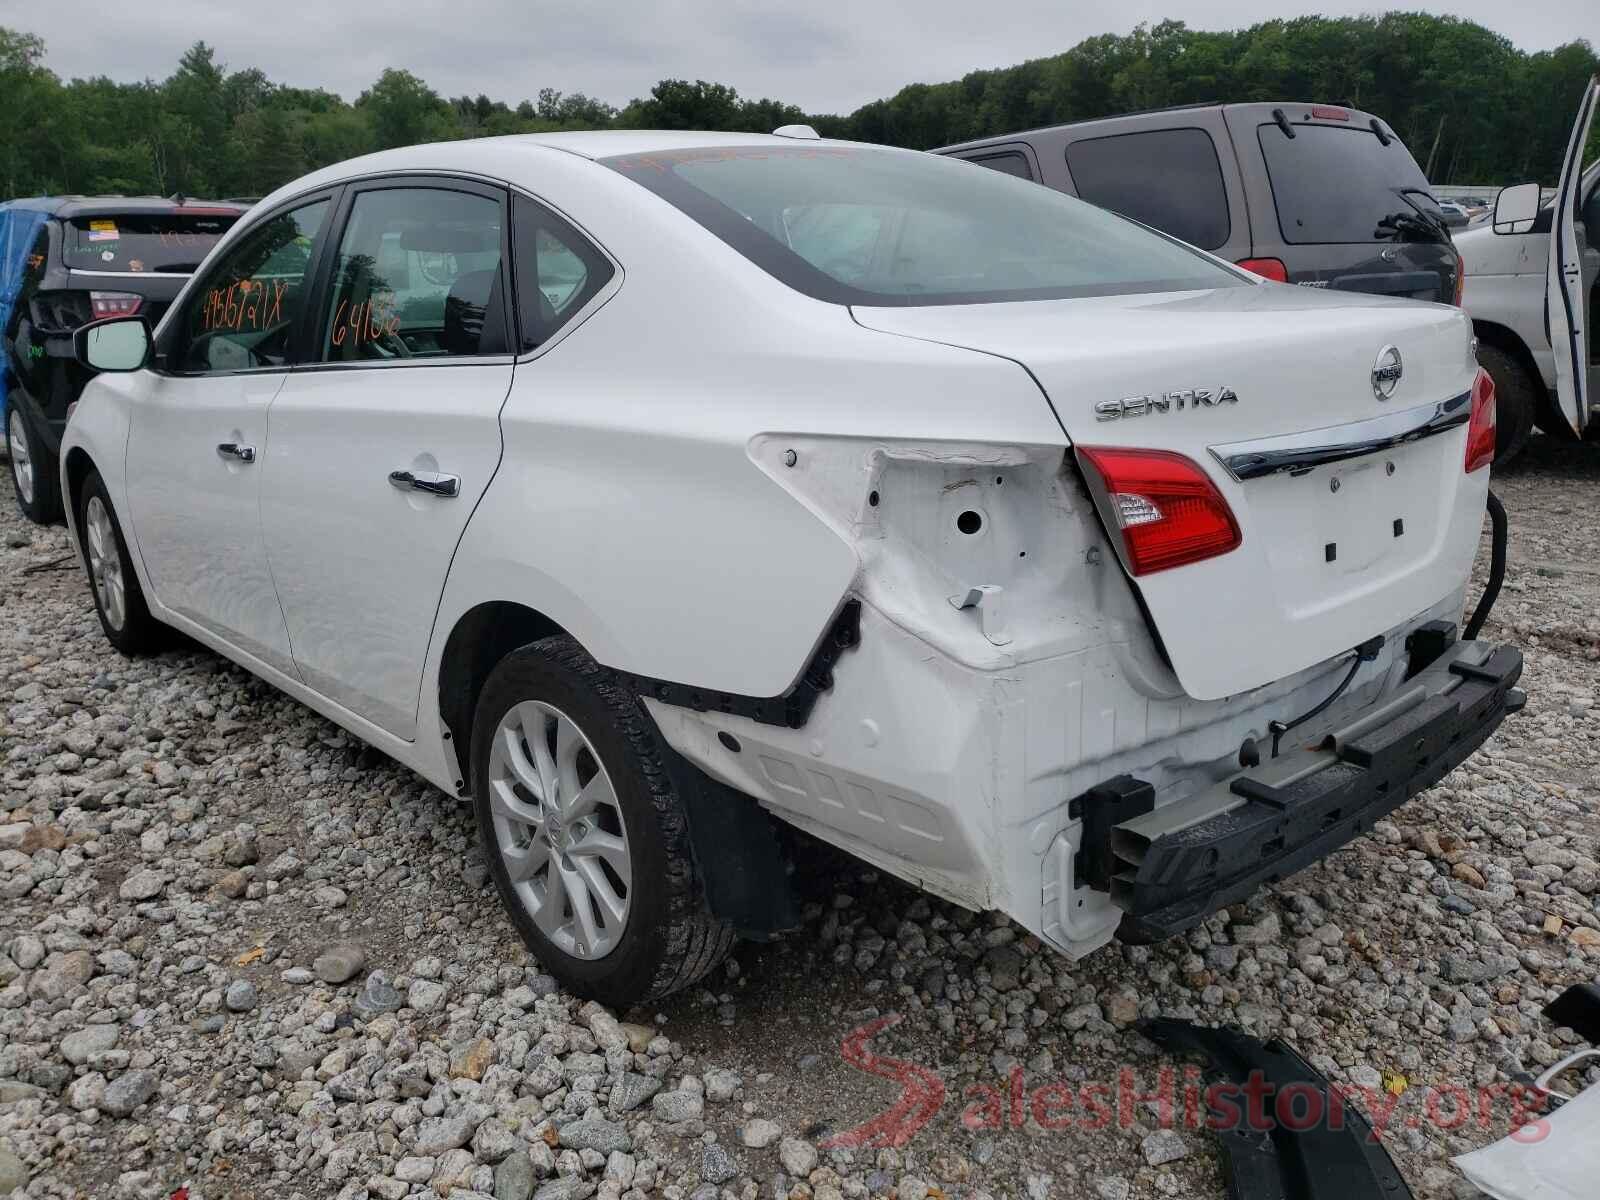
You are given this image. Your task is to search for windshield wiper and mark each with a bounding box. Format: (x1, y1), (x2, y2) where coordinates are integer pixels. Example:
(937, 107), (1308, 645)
(1374, 210), (1447, 242)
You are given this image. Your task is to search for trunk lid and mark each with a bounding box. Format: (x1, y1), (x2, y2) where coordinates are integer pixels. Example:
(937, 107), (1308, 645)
(854, 284), (1485, 700)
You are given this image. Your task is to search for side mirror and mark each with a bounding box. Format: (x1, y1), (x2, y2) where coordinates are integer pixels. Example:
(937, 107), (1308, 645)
(74, 317), (151, 372)
(1492, 182), (1542, 235)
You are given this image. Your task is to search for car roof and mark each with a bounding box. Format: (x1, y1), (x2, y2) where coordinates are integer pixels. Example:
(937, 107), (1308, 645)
(242, 130), (886, 218)
(281, 130), (863, 188)
(0, 196), (247, 218)
(485, 130), (849, 159)
(936, 100), (1389, 154)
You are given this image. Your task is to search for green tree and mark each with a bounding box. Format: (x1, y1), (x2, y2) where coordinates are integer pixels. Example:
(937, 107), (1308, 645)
(162, 42), (229, 193)
(358, 68), (453, 149)
(620, 79), (741, 129)
(1, 18), (1597, 201)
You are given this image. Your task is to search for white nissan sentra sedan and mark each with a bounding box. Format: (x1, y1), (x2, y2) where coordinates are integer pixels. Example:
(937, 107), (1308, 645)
(59, 129), (1522, 1005)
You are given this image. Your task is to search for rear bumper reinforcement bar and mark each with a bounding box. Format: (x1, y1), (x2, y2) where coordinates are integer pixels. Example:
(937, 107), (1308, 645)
(1109, 638), (1523, 942)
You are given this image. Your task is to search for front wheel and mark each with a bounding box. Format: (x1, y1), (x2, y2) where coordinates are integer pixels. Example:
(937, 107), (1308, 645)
(7, 404), (62, 524)
(471, 636), (735, 1006)
(77, 469), (162, 655)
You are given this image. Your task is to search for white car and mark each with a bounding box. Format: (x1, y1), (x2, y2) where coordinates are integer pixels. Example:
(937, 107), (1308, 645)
(59, 130), (1522, 1005)
(1457, 76), (1598, 461)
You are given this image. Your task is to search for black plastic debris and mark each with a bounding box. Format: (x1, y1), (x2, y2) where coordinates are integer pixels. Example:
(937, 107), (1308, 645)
(1544, 983), (1600, 1047)
(1140, 1019), (1413, 1200)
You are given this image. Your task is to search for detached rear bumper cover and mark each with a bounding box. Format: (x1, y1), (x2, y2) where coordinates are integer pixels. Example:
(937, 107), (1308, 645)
(1113, 640), (1522, 941)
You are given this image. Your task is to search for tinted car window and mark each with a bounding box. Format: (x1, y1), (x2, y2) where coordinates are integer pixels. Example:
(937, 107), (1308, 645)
(64, 211), (239, 274)
(322, 187), (508, 362)
(177, 199), (329, 373)
(967, 152), (1033, 181)
(1065, 129), (1231, 250)
(511, 193), (614, 352)
(1257, 124), (1443, 245)
(605, 145), (1243, 306)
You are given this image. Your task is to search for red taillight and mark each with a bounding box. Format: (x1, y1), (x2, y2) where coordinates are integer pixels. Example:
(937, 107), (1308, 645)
(1452, 250), (1465, 306)
(1077, 446), (1243, 576)
(1237, 257), (1289, 282)
(1310, 105), (1350, 120)
(90, 291), (142, 319)
(1465, 367), (1496, 473)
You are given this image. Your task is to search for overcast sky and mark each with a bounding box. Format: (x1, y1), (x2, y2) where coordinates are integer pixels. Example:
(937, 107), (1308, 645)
(12, 0), (1592, 113)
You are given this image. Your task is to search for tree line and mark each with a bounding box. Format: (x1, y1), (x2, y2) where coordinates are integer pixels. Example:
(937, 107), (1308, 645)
(2, 13), (1596, 202)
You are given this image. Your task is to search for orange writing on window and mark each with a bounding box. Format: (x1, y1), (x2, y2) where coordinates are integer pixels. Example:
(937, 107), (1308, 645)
(330, 293), (402, 348)
(200, 278), (290, 332)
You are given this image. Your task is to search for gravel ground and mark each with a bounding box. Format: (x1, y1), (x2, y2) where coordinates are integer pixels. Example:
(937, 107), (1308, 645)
(1, 434), (1597, 1200)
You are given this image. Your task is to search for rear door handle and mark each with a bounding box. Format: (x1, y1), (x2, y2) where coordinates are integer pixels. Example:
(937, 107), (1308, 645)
(389, 469), (460, 498)
(216, 442), (256, 463)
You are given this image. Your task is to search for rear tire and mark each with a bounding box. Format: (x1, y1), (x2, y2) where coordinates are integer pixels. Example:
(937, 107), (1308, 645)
(7, 404), (62, 524)
(1476, 343), (1535, 466)
(76, 468), (161, 655)
(471, 636), (736, 1007)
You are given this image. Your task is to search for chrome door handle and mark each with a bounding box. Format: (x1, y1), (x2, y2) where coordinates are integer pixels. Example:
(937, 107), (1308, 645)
(217, 442), (256, 463)
(388, 469), (460, 498)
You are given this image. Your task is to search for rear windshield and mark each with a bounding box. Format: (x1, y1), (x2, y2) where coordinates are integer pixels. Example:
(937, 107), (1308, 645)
(603, 145), (1245, 305)
(1257, 124), (1445, 245)
(64, 212), (239, 274)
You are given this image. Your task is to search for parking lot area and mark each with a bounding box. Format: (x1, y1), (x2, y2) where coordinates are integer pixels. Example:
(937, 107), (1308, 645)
(2, 435), (1598, 1200)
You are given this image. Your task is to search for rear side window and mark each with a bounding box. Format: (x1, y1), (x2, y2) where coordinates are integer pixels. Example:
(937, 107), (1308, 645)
(511, 193), (614, 352)
(1065, 129), (1231, 251)
(177, 199), (329, 373)
(1257, 124), (1441, 244)
(64, 211), (238, 274)
(320, 186), (509, 362)
(965, 152), (1034, 182)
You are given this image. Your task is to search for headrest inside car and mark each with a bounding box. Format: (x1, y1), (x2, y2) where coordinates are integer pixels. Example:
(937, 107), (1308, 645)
(398, 226), (499, 254)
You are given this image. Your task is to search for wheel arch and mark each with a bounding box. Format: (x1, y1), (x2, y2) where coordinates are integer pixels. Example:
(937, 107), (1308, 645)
(1473, 318), (1566, 436)
(62, 446), (97, 544)
(436, 600), (567, 785)
(436, 600), (801, 938)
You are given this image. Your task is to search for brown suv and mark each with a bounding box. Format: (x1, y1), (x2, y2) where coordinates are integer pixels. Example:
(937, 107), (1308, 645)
(938, 101), (1462, 306)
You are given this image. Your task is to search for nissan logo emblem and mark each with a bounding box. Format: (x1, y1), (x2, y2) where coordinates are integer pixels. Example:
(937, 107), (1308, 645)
(1372, 345), (1403, 400)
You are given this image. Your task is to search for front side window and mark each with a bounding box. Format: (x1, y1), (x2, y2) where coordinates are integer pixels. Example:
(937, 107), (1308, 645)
(1065, 129), (1231, 250)
(176, 199), (329, 373)
(604, 145), (1243, 306)
(512, 194), (614, 352)
(321, 187), (507, 362)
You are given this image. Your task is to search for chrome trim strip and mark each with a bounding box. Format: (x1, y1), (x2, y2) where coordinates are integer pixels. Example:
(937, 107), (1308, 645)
(1209, 391), (1472, 481)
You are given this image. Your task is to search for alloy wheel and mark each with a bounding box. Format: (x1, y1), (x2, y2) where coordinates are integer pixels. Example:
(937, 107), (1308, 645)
(486, 700), (632, 959)
(84, 496), (126, 631)
(8, 410), (32, 505)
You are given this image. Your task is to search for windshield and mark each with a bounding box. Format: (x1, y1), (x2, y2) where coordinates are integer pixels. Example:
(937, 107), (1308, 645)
(64, 211), (239, 274)
(603, 145), (1246, 306)
(1257, 124), (1445, 245)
